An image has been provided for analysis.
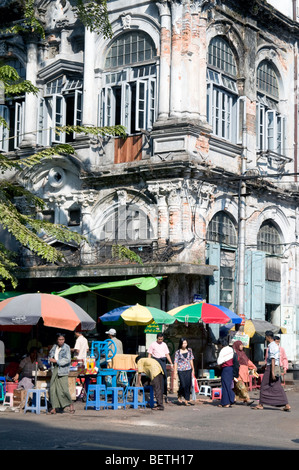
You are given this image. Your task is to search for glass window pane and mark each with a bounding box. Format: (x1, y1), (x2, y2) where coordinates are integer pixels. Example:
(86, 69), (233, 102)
(105, 32), (156, 68)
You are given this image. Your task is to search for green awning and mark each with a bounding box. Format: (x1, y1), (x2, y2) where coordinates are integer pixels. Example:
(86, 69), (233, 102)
(53, 276), (161, 297)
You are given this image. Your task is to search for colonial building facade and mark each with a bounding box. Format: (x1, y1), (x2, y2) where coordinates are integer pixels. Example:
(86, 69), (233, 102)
(1, 0), (299, 362)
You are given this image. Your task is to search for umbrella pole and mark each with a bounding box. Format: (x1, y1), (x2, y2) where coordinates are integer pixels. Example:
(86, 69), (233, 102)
(34, 361), (38, 388)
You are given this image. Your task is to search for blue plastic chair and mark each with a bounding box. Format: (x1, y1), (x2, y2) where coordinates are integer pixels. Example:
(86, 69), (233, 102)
(125, 386), (147, 409)
(24, 389), (48, 414)
(106, 387), (126, 410)
(85, 384), (107, 410)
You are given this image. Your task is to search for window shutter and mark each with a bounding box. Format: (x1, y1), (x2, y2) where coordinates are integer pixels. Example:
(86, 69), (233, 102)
(52, 95), (66, 143)
(37, 97), (46, 146)
(122, 82), (131, 134)
(244, 250), (265, 320)
(266, 109), (275, 151)
(0, 105), (9, 151)
(14, 102), (24, 149)
(147, 78), (156, 130)
(136, 80), (147, 130)
(206, 242), (220, 305)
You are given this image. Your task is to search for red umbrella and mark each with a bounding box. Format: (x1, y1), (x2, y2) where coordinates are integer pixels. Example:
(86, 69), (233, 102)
(0, 293), (96, 332)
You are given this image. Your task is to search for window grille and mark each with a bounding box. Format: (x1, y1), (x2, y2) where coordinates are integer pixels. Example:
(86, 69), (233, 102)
(208, 37), (237, 77)
(256, 61), (279, 100)
(206, 212), (237, 246)
(105, 31), (156, 69)
(257, 221), (282, 255)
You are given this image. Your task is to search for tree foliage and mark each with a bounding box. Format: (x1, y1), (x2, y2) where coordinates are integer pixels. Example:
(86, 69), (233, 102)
(0, 0), (139, 291)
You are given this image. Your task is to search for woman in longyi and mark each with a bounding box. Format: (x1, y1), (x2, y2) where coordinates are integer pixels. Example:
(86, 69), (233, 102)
(232, 341), (256, 405)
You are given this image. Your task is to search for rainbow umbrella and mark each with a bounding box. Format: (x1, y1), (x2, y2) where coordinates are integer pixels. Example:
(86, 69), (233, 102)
(167, 302), (242, 324)
(99, 304), (176, 326)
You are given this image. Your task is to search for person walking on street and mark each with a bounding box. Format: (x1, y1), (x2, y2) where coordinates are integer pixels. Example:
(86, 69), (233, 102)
(148, 333), (173, 403)
(174, 337), (195, 405)
(232, 340), (255, 405)
(253, 331), (290, 411)
(136, 355), (165, 410)
(217, 338), (239, 408)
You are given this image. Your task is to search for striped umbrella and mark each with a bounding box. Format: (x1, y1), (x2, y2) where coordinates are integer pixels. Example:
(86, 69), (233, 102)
(167, 302), (242, 324)
(99, 304), (176, 326)
(0, 293), (96, 332)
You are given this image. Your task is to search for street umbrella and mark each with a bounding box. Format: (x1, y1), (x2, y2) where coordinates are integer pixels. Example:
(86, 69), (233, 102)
(167, 302), (242, 324)
(0, 293), (96, 332)
(231, 319), (286, 341)
(99, 304), (176, 326)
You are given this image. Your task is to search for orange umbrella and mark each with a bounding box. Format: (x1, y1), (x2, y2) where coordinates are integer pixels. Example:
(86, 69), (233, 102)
(0, 293), (96, 332)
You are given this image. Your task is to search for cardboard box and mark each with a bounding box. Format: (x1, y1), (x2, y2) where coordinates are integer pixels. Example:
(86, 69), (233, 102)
(13, 389), (27, 408)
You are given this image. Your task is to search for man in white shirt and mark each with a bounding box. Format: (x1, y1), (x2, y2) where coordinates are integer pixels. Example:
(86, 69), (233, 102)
(72, 332), (89, 366)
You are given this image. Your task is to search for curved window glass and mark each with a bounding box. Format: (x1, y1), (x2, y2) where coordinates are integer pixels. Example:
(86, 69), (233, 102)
(208, 37), (237, 77)
(257, 221), (282, 255)
(257, 60), (279, 100)
(206, 211), (237, 246)
(105, 31), (156, 69)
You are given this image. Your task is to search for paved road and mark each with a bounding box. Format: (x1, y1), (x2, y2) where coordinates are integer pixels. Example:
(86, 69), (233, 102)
(1, 385), (299, 454)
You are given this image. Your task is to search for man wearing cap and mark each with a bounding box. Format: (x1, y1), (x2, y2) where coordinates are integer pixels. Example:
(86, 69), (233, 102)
(106, 328), (123, 355)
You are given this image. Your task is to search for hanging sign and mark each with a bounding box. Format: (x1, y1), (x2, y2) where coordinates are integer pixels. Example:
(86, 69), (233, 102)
(144, 321), (162, 334)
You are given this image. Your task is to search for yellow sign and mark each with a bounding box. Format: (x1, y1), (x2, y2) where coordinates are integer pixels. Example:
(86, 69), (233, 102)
(144, 321), (162, 334)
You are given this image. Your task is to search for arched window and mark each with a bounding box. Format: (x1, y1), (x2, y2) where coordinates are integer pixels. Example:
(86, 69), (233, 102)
(256, 60), (285, 155)
(257, 221), (282, 255)
(207, 37), (240, 143)
(206, 211), (237, 246)
(100, 31), (157, 134)
(100, 204), (153, 242)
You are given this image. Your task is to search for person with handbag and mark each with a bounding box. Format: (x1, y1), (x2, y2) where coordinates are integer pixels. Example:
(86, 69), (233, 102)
(173, 337), (195, 406)
(217, 338), (239, 408)
(253, 331), (290, 411)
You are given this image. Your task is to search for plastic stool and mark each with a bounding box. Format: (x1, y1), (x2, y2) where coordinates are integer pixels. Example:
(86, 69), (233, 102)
(199, 385), (212, 397)
(106, 387), (126, 410)
(0, 383), (4, 402)
(3, 393), (13, 406)
(125, 387), (147, 409)
(211, 388), (222, 400)
(24, 389), (48, 414)
(144, 385), (156, 408)
(85, 384), (107, 410)
(0, 376), (6, 395)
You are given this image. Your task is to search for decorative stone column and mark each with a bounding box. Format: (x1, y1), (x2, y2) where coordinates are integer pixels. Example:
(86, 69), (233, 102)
(156, 1), (171, 120)
(83, 27), (96, 127)
(20, 40), (38, 148)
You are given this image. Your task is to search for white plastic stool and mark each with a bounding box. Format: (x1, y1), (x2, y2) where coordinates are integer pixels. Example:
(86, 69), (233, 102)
(199, 385), (211, 397)
(3, 393), (14, 406)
